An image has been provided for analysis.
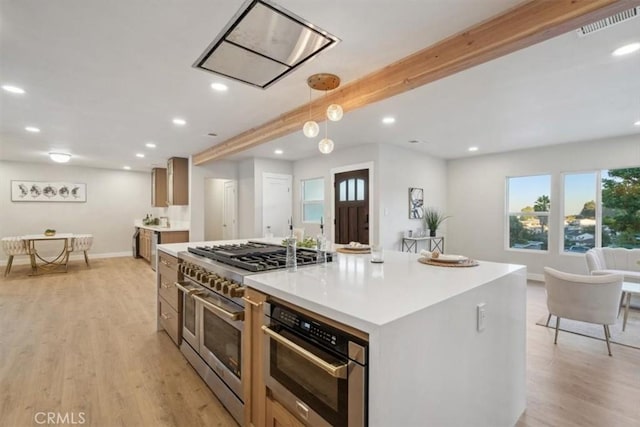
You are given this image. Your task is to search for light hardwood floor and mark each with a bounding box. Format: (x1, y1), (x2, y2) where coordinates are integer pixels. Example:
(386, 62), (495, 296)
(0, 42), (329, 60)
(1, 258), (638, 426)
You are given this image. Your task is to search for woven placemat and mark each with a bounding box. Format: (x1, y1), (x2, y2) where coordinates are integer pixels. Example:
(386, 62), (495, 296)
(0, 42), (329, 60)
(336, 247), (371, 254)
(418, 257), (479, 267)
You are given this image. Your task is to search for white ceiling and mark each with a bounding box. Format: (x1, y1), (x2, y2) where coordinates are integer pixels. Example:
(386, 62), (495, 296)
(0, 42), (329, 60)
(1, 0), (639, 170)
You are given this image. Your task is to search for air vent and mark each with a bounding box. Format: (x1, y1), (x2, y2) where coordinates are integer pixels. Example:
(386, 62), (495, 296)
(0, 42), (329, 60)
(576, 6), (639, 37)
(193, 0), (340, 89)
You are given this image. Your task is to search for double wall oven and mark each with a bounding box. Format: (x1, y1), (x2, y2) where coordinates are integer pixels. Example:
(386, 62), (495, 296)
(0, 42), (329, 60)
(263, 300), (368, 427)
(176, 241), (334, 426)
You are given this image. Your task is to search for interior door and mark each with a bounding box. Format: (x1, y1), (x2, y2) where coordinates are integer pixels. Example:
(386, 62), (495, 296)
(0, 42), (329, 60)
(263, 173), (292, 237)
(223, 180), (237, 240)
(334, 169), (369, 244)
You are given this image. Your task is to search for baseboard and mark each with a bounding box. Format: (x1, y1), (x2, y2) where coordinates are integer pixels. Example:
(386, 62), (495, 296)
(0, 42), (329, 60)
(0, 251), (132, 266)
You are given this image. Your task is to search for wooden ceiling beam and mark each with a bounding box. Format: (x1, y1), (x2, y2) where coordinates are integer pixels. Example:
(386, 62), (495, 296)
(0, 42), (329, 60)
(193, 0), (639, 165)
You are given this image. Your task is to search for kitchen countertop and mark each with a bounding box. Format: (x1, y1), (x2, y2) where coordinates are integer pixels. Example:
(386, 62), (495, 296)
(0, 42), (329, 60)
(134, 220), (190, 232)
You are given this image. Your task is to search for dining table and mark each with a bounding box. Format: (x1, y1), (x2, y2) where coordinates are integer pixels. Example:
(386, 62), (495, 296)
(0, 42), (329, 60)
(22, 233), (74, 275)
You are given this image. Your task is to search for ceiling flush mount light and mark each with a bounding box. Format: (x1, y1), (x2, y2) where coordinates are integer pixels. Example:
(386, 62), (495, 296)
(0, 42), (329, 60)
(145, 142), (156, 148)
(634, 120), (640, 126)
(193, 0), (340, 89)
(25, 126), (40, 133)
(123, 166), (131, 170)
(49, 152), (71, 163)
(2, 84), (25, 94)
(210, 82), (228, 92)
(172, 118), (186, 126)
(612, 42), (640, 56)
(274, 149), (283, 155)
(468, 146), (479, 152)
(136, 153), (145, 158)
(382, 117), (396, 124)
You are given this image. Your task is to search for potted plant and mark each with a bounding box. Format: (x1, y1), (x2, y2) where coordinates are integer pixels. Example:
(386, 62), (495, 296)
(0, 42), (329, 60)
(422, 207), (450, 237)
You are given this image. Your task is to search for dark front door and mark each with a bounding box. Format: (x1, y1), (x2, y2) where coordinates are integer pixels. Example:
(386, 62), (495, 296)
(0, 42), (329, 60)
(334, 169), (369, 244)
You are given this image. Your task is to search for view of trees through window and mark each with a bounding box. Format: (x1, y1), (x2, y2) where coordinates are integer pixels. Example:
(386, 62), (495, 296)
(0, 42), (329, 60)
(506, 167), (640, 253)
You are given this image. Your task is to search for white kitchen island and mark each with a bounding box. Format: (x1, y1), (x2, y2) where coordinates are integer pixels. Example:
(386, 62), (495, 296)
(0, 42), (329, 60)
(245, 250), (527, 427)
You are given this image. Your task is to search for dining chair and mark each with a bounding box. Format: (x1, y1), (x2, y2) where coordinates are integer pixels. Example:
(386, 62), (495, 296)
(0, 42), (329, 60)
(71, 234), (94, 266)
(2, 236), (27, 276)
(544, 267), (623, 356)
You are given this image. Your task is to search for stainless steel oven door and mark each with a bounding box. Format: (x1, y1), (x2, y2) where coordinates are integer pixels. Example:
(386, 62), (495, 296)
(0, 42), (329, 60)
(194, 291), (244, 399)
(262, 324), (366, 427)
(175, 280), (201, 352)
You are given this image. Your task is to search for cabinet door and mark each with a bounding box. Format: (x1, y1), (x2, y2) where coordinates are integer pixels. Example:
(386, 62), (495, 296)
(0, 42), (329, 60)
(151, 167), (167, 207)
(266, 396), (306, 427)
(243, 288), (268, 427)
(167, 157), (188, 206)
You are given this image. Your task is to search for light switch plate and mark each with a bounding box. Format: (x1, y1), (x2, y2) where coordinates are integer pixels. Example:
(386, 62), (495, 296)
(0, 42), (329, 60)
(477, 303), (486, 332)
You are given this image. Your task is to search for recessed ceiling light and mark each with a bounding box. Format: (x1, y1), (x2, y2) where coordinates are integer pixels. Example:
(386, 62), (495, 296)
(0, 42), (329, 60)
(49, 152), (71, 163)
(612, 42), (640, 56)
(634, 120), (640, 126)
(145, 142), (156, 148)
(123, 166), (131, 170)
(172, 118), (186, 126)
(25, 126), (40, 133)
(2, 85), (25, 94)
(274, 149), (283, 155)
(211, 82), (228, 92)
(136, 153), (145, 158)
(382, 117), (396, 124)
(468, 146), (479, 152)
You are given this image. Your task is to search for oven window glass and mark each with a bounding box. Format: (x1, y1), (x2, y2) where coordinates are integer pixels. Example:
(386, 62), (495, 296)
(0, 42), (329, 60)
(203, 308), (242, 378)
(184, 294), (196, 335)
(271, 328), (347, 426)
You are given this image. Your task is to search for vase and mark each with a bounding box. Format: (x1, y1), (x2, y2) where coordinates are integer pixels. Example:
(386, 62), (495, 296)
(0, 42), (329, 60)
(429, 230), (436, 237)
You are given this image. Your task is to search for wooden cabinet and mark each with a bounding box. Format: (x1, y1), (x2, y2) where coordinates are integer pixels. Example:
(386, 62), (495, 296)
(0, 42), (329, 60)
(265, 396), (306, 427)
(157, 251), (182, 345)
(139, 228), (152, 261)
(243, 288), (268, 427)
(159, 230), (189, 244)
(167, 157), (188, 206)
(151, 167), (167, 207)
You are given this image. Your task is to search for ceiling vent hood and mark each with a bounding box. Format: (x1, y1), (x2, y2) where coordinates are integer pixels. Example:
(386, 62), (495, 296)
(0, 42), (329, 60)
(193, 0), (340, 89)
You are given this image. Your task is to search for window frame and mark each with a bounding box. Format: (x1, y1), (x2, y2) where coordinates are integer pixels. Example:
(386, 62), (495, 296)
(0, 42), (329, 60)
(505, 174), (551, 253)
(301, 177), (325, 224)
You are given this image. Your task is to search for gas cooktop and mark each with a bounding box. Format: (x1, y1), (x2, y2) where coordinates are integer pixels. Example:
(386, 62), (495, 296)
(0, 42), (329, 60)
(187, 241), (332, 272)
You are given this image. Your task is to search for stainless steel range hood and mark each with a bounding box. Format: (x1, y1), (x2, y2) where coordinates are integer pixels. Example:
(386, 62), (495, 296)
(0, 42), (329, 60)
(193, 0), (340, 89)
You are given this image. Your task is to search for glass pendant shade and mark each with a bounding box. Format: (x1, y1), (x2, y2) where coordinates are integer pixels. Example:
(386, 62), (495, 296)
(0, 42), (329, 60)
(326, 104), (343, 121)
(318, 138), (334, 154)
(303, 120), (319, 138)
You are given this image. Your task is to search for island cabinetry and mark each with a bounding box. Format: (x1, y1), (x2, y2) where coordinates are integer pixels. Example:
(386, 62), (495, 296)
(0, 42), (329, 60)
(167, 157), (188, 206)
(242, 288), (268, 427)
(157, 251), (182, 345)
(151, 167), (167, 207)
(265, 396), (305, 427)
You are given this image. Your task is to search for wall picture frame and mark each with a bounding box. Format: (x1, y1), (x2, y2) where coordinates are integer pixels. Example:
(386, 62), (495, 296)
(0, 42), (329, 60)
(409, 187), (424, 219)
(11, 181), (87, 202)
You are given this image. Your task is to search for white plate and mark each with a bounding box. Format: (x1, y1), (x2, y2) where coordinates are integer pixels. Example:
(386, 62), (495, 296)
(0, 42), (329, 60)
(431, 254), (468, 263)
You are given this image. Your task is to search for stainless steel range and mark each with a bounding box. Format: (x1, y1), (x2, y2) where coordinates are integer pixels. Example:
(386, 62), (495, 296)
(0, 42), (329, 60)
(176, 241), (332, 425)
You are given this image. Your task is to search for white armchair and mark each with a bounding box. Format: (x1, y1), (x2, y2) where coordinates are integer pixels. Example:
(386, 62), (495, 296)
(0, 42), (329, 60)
(2, 236), (27, 276)
(544, 267), (623, 356)
(71, 234), (93, 266)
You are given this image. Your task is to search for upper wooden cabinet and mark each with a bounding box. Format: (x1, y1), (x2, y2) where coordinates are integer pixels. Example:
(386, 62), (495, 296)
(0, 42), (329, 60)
(151, 167), (167, 207)
(167, 157), (189, 206)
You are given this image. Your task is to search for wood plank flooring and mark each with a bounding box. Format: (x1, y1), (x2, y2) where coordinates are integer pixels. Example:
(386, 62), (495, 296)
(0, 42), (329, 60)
(1, 258), (639, 426)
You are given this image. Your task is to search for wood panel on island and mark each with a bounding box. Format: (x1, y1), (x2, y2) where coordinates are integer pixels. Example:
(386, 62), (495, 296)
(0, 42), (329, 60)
(157, 251), (182, 345)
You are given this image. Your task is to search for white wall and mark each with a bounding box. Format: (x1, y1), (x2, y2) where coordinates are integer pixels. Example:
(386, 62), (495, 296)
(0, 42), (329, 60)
(377, 144), (448, 250)
(254, 158), (293, 237)
(237, 159), (255, 239)
(204, 179), (225, 240)
(0, 160), (149, 261)
(446, 134), (640, 277)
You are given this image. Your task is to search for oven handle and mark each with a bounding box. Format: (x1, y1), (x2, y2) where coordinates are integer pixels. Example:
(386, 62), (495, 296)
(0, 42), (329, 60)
(192, 294), (244, 322)
(261, 325), (348, 379)
(174, 281), (202, 296)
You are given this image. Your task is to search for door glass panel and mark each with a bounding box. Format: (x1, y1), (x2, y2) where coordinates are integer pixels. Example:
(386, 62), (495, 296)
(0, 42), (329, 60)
(339, 181), (346, 201)
(203, 309), (242, 378)
(347, 179), (355, 201)
(356, 179), (365, 201)
(184, 295), (196, 335)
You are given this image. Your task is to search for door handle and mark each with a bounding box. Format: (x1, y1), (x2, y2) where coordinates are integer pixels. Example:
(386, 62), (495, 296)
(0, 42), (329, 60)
(193, 294), (244, 321)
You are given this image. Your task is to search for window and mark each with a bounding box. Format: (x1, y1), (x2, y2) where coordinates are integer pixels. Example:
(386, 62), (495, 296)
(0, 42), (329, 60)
(507, 175), (550, 251)
(301, 178), (324, 223)
(338, 178), (365, 201)
(563, 172), (597, 253)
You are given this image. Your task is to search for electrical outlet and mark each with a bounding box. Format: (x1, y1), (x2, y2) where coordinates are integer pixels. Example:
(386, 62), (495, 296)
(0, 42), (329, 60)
(477, 303), (486, 332)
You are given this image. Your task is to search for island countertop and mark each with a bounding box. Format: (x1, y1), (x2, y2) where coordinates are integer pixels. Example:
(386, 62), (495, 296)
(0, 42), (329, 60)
(245, 250), (525, 333)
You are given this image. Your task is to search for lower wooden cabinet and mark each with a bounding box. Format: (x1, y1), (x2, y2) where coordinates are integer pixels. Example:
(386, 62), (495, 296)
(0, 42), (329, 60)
(139, 228), (152, 261)
(243, 288), (268, 427)
(157, 251), (181, 345)
(266, 396), (306, 427)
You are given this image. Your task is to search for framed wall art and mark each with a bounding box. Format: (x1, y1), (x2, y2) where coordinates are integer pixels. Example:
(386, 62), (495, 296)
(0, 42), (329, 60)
(409, 187), (423, 219)
(11, 181), (87, 202)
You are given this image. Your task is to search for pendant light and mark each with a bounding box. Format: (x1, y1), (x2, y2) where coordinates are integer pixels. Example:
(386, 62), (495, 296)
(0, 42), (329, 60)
(305, 73), (342, 154)
(318, 118), (334, 154)
(302, 86), (319, 138)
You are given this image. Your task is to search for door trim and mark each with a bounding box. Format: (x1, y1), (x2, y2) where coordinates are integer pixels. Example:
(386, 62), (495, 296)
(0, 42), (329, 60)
(330, 162), (374, 245)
